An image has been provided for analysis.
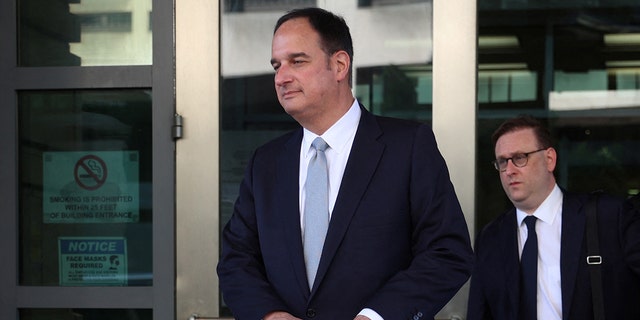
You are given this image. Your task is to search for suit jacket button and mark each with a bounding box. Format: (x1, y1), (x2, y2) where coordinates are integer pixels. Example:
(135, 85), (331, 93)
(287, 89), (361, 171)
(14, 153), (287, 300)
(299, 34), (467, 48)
(306, 309), (316, 318)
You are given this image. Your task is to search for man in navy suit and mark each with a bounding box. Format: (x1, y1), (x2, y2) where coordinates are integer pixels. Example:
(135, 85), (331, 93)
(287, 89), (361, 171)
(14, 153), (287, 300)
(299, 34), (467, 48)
(217, 7), (474, 320)
(467, 115), (640, 320)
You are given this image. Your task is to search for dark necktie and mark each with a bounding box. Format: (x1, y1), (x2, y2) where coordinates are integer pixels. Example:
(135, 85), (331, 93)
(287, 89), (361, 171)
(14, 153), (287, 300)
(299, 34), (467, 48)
(303, 137), (330, 289)
(520, 215), (538, 320)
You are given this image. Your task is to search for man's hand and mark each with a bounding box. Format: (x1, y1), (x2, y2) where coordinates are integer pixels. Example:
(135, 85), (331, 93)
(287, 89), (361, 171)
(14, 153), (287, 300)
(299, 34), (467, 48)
(263, 311), (302, 320)
(354, 316), (372, 320)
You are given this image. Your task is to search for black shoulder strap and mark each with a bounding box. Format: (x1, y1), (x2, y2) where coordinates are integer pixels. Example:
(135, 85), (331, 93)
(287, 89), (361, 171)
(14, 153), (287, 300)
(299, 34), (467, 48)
(585, 191), (605, 320)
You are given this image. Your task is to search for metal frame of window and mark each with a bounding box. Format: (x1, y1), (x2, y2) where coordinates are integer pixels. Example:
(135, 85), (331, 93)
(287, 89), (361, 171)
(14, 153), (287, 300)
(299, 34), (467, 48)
(0, 0), (176, 319)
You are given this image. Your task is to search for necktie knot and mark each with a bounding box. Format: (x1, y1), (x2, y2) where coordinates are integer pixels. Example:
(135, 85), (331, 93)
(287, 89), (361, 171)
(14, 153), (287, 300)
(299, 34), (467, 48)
(312, 137), (329, 153)
(524, 215), (537, 232)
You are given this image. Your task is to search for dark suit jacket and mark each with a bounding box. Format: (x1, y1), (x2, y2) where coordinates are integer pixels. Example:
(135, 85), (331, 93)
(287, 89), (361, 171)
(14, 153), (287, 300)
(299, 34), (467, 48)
(467, 191), (640, 320)
(217, 107), (474, 319)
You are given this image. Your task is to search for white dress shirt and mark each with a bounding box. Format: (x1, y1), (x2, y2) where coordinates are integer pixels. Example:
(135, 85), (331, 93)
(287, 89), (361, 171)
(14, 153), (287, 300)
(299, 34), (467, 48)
(299, 99), (360, 228)
(516, 184), (563, 320)
(298, 100), (384, 320)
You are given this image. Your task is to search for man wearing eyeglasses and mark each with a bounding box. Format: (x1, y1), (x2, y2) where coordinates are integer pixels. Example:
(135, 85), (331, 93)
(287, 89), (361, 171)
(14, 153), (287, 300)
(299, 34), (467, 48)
(466, 115), (640, 320)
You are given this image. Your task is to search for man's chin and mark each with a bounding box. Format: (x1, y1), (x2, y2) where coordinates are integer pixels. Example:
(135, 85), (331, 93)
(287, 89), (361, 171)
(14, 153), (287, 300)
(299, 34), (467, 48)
(281, 104), (304, 117)
(507, 192), (526, 206)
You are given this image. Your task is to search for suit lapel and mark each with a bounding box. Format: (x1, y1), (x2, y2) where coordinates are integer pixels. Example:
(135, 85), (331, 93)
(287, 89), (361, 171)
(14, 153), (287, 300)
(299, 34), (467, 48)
(503, 209), (521, 317)
(311, 108), (384, 294)
(560, 193), (586, 320)
(277, 129), (310, 297)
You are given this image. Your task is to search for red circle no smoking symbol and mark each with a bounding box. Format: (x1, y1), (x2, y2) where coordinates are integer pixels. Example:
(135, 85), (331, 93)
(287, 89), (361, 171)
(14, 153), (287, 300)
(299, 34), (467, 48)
(74, 155), (108, 191)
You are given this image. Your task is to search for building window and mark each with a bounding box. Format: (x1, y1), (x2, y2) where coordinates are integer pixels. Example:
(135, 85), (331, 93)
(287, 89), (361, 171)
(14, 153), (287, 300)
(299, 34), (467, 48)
(223, 0), (316, 13)
(359, 0), (429, 7)
(79, 13), (132, 33)
(476, 2), (640, 230)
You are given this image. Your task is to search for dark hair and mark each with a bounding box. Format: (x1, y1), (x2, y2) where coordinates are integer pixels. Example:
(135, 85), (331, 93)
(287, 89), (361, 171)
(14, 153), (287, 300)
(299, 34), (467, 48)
(274, 7), (354, 83)
(491, 115), (554, 149)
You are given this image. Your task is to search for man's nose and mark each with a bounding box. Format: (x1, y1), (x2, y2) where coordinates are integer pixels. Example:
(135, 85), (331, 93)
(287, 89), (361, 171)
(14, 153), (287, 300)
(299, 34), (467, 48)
(503, 159), (518, 174)
(274, 65), (291, 87)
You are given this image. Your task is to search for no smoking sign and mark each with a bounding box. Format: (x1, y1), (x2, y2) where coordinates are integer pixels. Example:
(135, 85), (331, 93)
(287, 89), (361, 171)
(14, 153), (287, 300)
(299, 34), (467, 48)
(74, 155), (108, 191)
(43, 151), (140, 223)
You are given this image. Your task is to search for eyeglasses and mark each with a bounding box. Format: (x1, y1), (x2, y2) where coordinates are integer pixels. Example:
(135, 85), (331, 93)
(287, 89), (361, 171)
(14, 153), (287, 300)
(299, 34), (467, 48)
(492, 148), (547, 171)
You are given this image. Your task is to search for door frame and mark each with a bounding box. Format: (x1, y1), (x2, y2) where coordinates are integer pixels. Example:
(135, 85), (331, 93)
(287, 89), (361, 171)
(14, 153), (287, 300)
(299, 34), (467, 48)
(0, 0), (176, 318)
(175, 0), (221, 319)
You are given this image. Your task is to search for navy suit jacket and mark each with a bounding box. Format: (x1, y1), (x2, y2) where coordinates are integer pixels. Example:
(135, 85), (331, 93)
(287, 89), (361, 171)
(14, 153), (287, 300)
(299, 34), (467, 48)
(467, 191), (640, 320)
(217, 107), (474, 319)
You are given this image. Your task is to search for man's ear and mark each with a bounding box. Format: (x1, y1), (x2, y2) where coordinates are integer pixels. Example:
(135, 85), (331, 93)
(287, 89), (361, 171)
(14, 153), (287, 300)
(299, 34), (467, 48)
(546, 147), (558, 172)
(333, 50), (350, 82)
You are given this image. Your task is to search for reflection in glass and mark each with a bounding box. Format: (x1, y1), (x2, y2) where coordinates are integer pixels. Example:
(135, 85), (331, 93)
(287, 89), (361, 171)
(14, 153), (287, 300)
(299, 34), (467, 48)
(18, 90), (153, 286)
(223, 0), (316, 13)
(20, 308), (151, 320)
(357, 64), (433, 121)
(476, 2), (640, 230)
(19, 0), (152, 66)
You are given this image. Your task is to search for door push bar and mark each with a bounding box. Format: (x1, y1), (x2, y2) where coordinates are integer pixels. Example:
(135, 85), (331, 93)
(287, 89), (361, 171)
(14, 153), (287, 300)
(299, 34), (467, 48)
(189, 314), (217, 320)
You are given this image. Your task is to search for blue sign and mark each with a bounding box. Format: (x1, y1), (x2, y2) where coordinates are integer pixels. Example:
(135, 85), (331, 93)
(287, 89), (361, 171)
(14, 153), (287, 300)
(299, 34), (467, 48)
(59, 237), (128, 286)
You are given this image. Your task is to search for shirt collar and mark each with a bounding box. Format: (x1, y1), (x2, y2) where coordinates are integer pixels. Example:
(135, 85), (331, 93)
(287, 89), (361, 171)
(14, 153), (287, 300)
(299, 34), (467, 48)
(517, 184), (563, 226)
(302, 99), (361, 156)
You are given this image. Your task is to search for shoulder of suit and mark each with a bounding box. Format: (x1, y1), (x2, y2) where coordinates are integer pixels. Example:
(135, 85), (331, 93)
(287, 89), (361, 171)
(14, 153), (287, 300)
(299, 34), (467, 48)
(253, 128), (301, 151)
(477, 207), (515, 238)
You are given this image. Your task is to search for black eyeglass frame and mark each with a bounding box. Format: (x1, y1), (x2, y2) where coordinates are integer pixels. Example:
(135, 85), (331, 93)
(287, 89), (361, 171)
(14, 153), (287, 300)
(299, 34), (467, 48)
(492, 148), (548, 171)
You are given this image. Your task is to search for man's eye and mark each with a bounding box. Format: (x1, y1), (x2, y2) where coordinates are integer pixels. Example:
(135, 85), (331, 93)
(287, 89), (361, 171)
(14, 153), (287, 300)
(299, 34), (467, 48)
(514, 154), (526, 161)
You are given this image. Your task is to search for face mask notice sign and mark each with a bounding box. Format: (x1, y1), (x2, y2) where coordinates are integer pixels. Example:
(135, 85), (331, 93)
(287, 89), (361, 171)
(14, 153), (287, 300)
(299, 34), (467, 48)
(59, 237), (127, 286)
(42, 151), (140, 223)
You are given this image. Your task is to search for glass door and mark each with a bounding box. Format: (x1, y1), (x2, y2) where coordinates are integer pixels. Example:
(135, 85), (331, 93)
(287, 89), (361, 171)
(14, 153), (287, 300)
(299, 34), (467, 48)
(0, 0), (175, 319)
